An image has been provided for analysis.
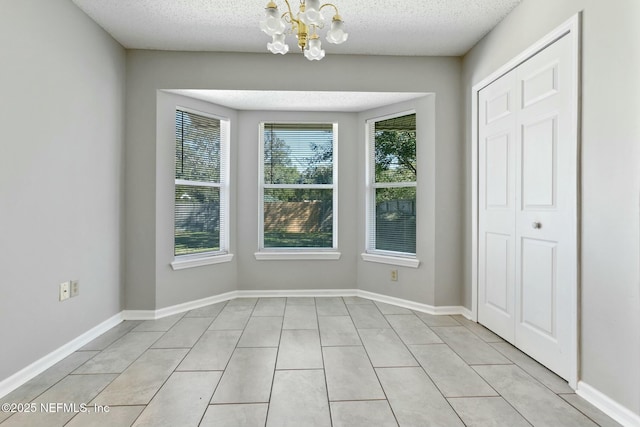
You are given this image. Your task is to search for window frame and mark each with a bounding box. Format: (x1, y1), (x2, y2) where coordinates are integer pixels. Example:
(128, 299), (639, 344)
(171, 106), (231, 269)
(256, 121), (340, 260)
(364, 110), (419, 268)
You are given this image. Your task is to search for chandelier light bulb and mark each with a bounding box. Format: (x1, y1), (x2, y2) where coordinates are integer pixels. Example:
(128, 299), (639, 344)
(299, 0), (325, 27)
(260, 5), (285, 36)
(304, 37), (325, 61)
(326, 16), (348, 44)
(267, 33), (289, 55)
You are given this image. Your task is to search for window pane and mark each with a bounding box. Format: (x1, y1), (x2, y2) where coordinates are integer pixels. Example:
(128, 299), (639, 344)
(176, 111), (221, 182)
(264, 123), (333, 185)
(175, 184), (220, 255)
(264, 188), (333, 248)
(375, 187), (416, 254)
(374, 113), (416, 183)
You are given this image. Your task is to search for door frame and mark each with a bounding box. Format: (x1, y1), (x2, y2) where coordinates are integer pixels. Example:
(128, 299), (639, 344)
(471, 13), (581, 389)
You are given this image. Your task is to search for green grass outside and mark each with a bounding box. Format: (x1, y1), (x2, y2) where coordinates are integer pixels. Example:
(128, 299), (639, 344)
(264, 232), (333, 248)
(175, 231), (219, 256)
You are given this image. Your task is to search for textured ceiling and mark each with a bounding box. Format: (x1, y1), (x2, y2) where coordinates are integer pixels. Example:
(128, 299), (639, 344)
(72, 0), (522, 56)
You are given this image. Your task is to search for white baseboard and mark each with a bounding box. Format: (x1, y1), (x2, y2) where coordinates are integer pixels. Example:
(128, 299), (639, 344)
(0, 312), (123, 399)
(122, 291), (238, 320)
(237, 288), (358, 298)
(122, 289), (359, 321)
(577, 381), (640, 427)
(122, 288), (472, 321)
(357, 290), (472, 318)
(120, 309), (157, 320)
(156, 291), (238, 318)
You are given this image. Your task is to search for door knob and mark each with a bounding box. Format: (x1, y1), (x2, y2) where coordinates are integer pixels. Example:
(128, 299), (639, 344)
(532, 222), (542, 229)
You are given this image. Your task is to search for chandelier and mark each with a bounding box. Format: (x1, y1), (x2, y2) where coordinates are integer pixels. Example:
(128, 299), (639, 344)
(259, 0), (348, 61)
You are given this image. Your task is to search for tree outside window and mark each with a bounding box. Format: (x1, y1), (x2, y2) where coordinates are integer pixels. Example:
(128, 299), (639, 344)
(368, 113), (417, 255)
(260, 123), (337, 249)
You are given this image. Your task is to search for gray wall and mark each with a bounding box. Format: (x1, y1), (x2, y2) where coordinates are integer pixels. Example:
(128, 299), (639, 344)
(462, 0), (640, 416)
(0, 0), (126, 380)
(155, 92), (238, 308)
(356, 80), (463, 308)
(125, 52), (464, 309)
(356, 97), (438, 305)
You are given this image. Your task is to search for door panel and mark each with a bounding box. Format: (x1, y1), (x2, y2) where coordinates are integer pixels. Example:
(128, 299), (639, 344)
(521, 115), (557, 208)
(520, 237), (557, 337)
(486, 133), (510, 208)
(485, 232), (511, 314)
(486, 91), (511, 124)
(478, 70), (517, 343)
(522, 61), (559, 108)
(514, 34), (575, 378)
(478, 33), (576, 380)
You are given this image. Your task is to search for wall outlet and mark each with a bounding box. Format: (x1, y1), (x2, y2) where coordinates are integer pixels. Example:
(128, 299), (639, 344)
(390, 269), (398, 281)
(70, 280), (79, 298)
(59, 281), (70, 301)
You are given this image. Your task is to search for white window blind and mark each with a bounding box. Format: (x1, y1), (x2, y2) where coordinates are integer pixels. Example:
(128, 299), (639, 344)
(175, 109), (228, 257)
(260, 122), (337, 249)
(366, 113), (417, 256)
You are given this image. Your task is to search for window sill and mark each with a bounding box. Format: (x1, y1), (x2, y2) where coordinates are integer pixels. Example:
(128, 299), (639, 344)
(171, 253), (234, 270)
(254, 251), (341, 261)
(361, 253), (420, 268)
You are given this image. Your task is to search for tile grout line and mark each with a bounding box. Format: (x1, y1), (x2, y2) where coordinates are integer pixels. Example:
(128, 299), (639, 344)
(470, 363), (601, 427)
(62, 323), (178, 425)
(447, 318), (578, 423)
(316, 297), (334, 427)
(207, 299), (257, 410)
(401, 332), (500, 423)
(427, 325), (517, 393)
(262, 298), (289, 427)
(559, 395), (615, 427)
(124, 336), (195, 426)
(488, 341), (575, 396)
(375, 303), (486, 426)
(182, 302), (229, 427)
(351, 300), (401, 427)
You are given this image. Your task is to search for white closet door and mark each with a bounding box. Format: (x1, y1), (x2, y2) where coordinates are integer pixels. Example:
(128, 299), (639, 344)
(478, 69), (517, 343)
(514, 34), (576, 378)
(478, 33), (576, 380)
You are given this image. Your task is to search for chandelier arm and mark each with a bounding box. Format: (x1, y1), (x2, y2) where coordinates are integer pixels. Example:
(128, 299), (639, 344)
(319, 3), (340, 16)
(282, 0), (300, 25)
(282, 11), (293, 24)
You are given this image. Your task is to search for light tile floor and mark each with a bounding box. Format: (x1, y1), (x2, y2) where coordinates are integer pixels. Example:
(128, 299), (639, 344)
(0, 297), (621, 427)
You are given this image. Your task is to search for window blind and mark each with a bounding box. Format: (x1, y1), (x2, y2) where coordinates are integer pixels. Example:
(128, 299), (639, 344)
(263, 123), (333, 185)
(261, 123), (336, 249)
(175, 110), (225, 256)
(176, 111), (221, 182)
(367, 113), (417, 255)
